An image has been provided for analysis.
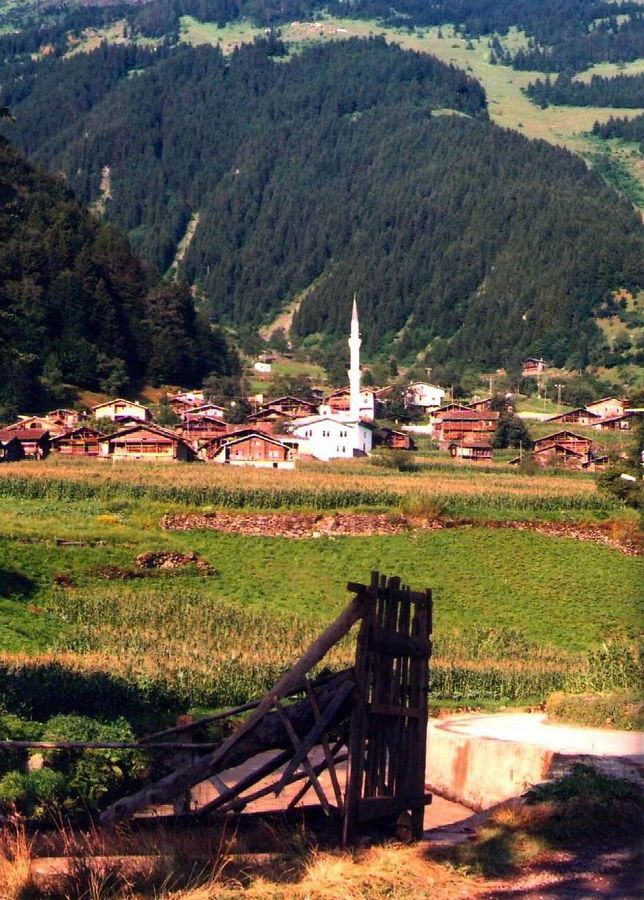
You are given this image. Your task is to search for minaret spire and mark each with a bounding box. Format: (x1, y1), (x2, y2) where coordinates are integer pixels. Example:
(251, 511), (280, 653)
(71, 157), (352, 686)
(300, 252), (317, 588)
(348, 294), (361, 420)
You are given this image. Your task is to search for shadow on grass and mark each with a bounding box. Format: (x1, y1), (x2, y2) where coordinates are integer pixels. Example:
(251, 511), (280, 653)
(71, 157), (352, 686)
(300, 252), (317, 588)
(0, 567), (37, 600)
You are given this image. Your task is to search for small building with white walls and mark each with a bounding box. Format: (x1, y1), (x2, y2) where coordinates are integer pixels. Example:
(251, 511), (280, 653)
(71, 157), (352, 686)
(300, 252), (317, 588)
(289, 416), (373, 460)
(405, 382), (446, 411)
(92, 398), (151, 423)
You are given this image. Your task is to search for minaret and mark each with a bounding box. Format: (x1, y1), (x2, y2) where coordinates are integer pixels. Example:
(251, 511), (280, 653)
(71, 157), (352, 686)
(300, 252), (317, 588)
(348, 295), (361, 420)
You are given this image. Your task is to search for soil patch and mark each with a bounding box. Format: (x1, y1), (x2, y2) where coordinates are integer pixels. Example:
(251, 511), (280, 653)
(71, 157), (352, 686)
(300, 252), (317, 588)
(160, 512), (640, 554)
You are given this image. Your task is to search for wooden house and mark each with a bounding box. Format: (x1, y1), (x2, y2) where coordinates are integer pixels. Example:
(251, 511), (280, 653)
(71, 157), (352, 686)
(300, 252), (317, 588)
(435, 410), (499, 446)
(211, 431), (296, 469)
(467, 397), (493, 412)
(379, 428), (416, 451)
(50, 426), (105, 457)
(547, 408), (601, 427)
(581, 455), (610, 471)
(181, 402), (226, 419)
(92, 398), (151, 423)
(530, 443), (588, 468)
(263, 396), (318, 418)
(585, 397), (629, 420)
(0, 436), (24, 462)
(4, 415), (67, 437)
(591, 412), (637, 431)
(323, 388), (376, 421)
(47, 408), (82, 428)
(532, 430), (592, 456)
(521, 357), (547, 377)
(246, 408), (292, 430)
(99, 424), (195, 462)
(0, 428), (50, 459)
(429, 403), (470, 423)
(199, 427), (263, 460)
(448, 441), (493, 462)
(180, 414), (228, 440)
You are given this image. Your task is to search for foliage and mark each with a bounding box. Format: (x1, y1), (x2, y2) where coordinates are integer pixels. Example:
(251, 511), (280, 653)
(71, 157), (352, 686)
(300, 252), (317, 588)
(2, 39), (642, 369)
(546, 690), (644, 731)
(0, 135), (239, 410)
(526, 73), (644, 109)
(492, 413), (532, 449)
(593, 113), (644, 152)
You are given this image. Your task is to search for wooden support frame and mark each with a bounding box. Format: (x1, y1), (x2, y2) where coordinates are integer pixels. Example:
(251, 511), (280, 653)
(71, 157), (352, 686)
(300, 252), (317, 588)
(83, 573), (432, 844)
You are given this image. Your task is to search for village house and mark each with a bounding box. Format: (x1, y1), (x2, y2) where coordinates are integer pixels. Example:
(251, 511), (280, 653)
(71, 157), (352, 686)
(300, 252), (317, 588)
(322, 387), (376, 422)
(181, 402), (226, 420)
(0, 428), (50, 459)
(50, 426), (105, 457)
(99, 424), (194, 461)
(379, 427), (416, 451)
(92, 399), (151, 423)
(289, 416), (373, 460)
(466, 397), (493, 412)
(210, 431), (296, 469)
(512, 429), (595, 469)
(404, 382), (446, 412)
(521, 357), (547, 377)
(0, 435), (24, 462)
(434, 410), (500, 447)
(47, 408), (83, 428)
(585, 396), (629, 420)
(3, 415), (67, 437)
(180, 414), (228, 441)
(546, 408), (601, 427)
(591, 412), (637, 431)
(448, 441), (493, 462)
(262, 396), (319, 418)
(581, 454), (610, 471)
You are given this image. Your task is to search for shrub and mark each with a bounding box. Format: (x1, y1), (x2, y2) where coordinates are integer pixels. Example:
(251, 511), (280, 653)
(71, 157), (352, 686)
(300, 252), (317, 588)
(546, 690), (644, 730)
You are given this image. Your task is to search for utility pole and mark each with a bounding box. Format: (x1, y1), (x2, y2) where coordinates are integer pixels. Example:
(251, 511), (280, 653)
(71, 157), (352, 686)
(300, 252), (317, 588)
(555, 383), (563, 410)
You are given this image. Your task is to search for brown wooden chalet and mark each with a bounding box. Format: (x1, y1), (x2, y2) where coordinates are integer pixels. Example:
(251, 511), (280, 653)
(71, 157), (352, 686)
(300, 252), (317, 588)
(435, 410), (499, 445)
(511, 430), (594, 469)
(521, 357), (547, 376)
(0, 428), (50, 459)
(379, 428), (416, 451)
(180, 414), (228, 440)
(211, 430), (296, 469)
(50, 426), (105, 457)
(466, 397), (493, 412)
(0, 436), (24, 462)
(585, 396), (629, 420)
(200, 426), (265, 460)
(581, 454), (610, 471)
(429, 403), (471, 421)
(246, 408), (293, 430)
(99, 424), (195, 462)
(591, 412), (637, 431)
(448, 441), (493, 462)
(532, 430), (592, 456)
(546, 408), (601, 427)
(263, 396), (318, 417)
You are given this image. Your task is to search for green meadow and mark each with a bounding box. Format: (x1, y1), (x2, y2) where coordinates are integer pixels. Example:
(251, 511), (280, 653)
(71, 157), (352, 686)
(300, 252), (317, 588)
(0, 485), (641, 723)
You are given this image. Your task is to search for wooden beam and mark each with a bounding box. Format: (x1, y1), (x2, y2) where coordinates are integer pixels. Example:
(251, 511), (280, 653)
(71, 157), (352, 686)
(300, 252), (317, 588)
(197, 748), (293, 816)
(101, 590), (367, 824)
(0, 741), (219, 751)
(358, 792), (432, 823)
(273, 697), (332, 816)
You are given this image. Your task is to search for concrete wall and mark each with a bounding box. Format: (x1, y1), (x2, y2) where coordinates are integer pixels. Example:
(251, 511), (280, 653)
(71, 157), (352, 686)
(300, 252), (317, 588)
(426, 719), (644, 811)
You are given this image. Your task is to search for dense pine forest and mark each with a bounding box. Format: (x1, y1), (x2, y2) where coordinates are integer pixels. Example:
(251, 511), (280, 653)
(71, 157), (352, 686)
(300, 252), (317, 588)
(526, 73), (644, 109)
(0, 133), (238, 415)
(1, 37), (642, 369)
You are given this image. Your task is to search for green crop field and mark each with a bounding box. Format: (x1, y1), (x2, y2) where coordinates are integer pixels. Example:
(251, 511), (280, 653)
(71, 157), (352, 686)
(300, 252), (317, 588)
(0, 460), (640, 724)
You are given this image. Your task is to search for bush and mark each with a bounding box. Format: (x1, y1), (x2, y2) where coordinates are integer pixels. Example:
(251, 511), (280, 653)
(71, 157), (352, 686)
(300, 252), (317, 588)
(0, 769), (67, 819)
(546, 690), (644, 731)
(0, 714), (43, 776)
(40, 715), (148, 811)
(370, 449), (419, 472)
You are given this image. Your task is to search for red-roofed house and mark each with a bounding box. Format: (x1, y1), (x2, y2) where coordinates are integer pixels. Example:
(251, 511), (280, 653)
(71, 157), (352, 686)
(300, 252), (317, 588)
(0, 429), (50, 459)
(99, 424), (194, 461)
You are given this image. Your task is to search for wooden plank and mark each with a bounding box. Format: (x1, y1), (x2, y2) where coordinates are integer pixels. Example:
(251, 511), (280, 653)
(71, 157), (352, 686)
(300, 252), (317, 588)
(304, 678), (345, 811)
(275, 679), (353, 793)
(370, 627), (430, 659)
(196, 748), (293, 815)
(368, 704), (420, 718)
(287, 738), (346, 810)
(273, 697), (332, 816)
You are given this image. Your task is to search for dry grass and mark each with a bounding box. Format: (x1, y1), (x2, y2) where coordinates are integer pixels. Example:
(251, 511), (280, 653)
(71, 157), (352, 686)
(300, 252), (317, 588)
(0, 821), (39, 900)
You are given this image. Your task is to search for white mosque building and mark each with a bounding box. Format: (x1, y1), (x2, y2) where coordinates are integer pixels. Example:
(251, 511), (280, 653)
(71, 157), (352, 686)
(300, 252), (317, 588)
(287, 298), (374, 460)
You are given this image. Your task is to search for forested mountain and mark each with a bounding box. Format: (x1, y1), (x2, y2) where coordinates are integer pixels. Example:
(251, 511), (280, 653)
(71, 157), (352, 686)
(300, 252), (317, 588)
(526, 73), (644, 109)
(0, 133), (238, 415)
(2, 0), (641, 76)
(2, 38), (642, 370)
